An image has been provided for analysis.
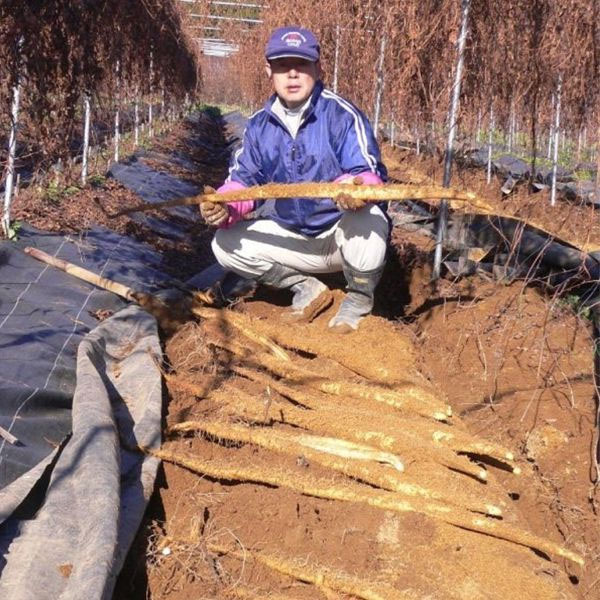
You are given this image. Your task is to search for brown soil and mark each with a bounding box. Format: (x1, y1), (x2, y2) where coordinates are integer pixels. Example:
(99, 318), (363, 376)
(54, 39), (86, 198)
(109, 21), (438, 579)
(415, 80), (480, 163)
(16, 114), (598, 599)
(115, 278), (598, 598)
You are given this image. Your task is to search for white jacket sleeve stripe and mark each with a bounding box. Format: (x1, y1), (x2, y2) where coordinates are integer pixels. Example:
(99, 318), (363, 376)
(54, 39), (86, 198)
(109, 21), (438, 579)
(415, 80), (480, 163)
(321, 90), (377, 173)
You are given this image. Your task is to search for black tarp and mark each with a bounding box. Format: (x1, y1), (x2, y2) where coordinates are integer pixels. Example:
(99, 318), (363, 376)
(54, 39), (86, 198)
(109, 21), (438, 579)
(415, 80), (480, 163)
(0, 225), (169, 599)
(0, 305), (162, 600)
(0, 109), (240, 599)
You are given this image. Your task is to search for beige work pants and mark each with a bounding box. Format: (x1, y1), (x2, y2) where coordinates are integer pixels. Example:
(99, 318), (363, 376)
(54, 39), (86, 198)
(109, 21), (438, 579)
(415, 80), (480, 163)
(211, 205), (389, 278)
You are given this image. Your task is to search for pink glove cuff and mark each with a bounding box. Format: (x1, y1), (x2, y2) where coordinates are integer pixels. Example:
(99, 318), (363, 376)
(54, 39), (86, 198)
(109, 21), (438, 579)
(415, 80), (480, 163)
(334, 172), (384, 185)
(216, 181), (255, 228)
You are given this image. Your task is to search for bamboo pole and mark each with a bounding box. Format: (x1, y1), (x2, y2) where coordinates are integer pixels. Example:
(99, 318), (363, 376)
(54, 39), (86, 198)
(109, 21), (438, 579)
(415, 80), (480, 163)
(22, 247), (291, 360)
(2, 36), (23, 238)
(433, 0), (471, 280)
(23, 247), (139, 301)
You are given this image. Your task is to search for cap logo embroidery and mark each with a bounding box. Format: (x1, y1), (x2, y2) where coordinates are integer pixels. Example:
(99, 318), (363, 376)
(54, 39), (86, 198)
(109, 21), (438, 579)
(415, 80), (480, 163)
(281, 32), (306, 48)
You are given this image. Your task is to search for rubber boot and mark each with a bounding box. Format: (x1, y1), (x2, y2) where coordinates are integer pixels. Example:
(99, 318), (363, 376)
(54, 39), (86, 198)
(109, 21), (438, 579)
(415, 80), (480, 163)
(258, 263), (333, 322)
(328, 261), (384, 333)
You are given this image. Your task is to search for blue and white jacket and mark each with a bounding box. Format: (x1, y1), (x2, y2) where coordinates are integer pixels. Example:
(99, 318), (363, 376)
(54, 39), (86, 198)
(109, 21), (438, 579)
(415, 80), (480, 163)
(225, 81), (388, 236)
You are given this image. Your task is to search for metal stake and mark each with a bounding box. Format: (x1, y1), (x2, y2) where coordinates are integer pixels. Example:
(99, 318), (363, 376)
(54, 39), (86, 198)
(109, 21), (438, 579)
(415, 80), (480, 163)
(550, 77), (562, 206)
(149, 46), (154, 137)
(595, 124), (600, 205)
(433, 0), (471, 280)
(333, 23), (340, 94)
(134, 97), (139, 147)
(81, 93), (91, 185)
(373, 34), (387, 139)
(2, 37), (23, 238)
(114, 60), (120, 163)
(547, 93), (555, 160)
(487, 105), (494, 185)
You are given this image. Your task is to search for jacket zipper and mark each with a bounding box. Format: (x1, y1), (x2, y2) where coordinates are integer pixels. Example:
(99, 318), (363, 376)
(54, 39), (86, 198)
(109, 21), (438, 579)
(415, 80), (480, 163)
(290, 142), (301, 222)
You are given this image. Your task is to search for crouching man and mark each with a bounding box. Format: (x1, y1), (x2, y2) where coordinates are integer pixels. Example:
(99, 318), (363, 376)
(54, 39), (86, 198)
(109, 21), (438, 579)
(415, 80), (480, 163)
(200, 26), (389, 333)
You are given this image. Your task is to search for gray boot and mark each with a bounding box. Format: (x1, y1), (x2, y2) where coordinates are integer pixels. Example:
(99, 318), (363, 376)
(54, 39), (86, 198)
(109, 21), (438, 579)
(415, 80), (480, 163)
(328, 261), (384, 333)
(258, 263), (333, 322)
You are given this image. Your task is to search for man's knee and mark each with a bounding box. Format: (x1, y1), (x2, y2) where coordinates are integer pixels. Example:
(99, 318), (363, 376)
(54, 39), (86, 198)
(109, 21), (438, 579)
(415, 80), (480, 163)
(211, 227), (270, 278)
(336, 205), (389, 270)
(211, 229), (232, 269)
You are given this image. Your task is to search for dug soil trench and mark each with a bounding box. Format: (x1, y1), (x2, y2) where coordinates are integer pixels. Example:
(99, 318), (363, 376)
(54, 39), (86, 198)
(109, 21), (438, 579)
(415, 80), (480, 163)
(103, 131), (599, 599)
(115, 279), (597, 599)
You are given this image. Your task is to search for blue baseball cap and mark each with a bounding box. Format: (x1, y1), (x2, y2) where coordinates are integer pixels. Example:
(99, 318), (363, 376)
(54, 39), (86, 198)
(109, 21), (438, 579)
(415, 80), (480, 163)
(265, 26), (320, 62)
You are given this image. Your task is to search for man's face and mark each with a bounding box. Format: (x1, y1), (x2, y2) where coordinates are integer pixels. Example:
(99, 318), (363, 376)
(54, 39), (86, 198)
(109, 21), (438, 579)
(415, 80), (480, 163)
(266, 57), (321, 109)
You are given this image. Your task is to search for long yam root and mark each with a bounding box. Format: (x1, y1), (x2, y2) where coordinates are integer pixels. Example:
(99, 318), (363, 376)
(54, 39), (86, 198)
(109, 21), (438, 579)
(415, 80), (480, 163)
(344, 411), (519, 473)
(210, 339), (451, 421)
(171, 419), (502, 516)
(220, 307), (416, 384)
(429, 427), (520, 474)
(193, 306), (290, 361)
(147, 447), (583, 566)
(225, 371), (487, 481)
(227, 586), (309, 600)
(171, 419), (405, 471)
(207, 542), (403, 600)
(164, 373), (216, 399)
(113, 181), (479, 217)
